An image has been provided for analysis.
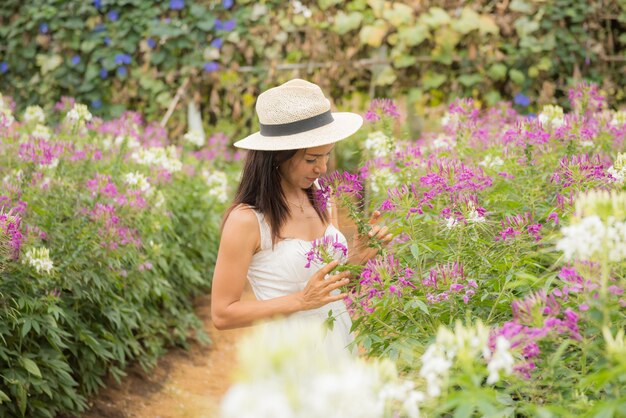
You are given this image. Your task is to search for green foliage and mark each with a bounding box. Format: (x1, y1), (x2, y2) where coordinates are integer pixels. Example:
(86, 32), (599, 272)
(0, 100), (239, 417)
(2, 1), (625, 137)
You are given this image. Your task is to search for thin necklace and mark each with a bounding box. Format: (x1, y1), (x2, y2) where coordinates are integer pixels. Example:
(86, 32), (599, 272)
(286, 195), (307, 213)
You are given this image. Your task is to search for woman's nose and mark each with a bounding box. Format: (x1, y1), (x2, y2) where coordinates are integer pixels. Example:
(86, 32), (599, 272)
(315, 160), (327, 174)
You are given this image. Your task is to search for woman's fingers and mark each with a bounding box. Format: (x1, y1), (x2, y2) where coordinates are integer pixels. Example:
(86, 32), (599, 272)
(315, 260), (339, 280)
(368, 210), (381, 225)
(326, 277), (350, 292)
(326, 293), (348, 303)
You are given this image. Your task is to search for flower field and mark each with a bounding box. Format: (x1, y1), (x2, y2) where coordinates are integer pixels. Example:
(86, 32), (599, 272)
(223, 84), (626, 417)
(0, 94), (238, 417)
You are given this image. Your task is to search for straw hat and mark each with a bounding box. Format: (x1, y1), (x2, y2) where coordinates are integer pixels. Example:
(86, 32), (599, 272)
(233, 79), (363, 151)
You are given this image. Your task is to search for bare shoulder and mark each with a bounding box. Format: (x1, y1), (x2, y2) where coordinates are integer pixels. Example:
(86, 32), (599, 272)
(222, 204), (260, 250)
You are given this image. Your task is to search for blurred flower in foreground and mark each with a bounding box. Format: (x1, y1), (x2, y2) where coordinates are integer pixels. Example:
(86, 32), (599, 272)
(221, 318), (424, 418)
(607, 152), (626, 184)
(23, 105), (46, 125)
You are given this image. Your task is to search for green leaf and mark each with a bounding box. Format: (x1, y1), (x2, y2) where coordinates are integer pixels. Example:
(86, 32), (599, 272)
(487, 63), (507, 81)
(383, 3), (414, 27)
(318, 0), (342, 10)
(21, 357), (42, 378)
(0, 389), (9, 403)
(397, 25), (429, 47)
(373, 65), (397, 86)
(359, 20), (388, 47)
(458, 73), (483, 87)
(451, 7), (481, 34)
(420, 7), (450, 28)
(333, 11), (363, 35)
(421, 72), (447, 89)
(509, 69), (525, 85)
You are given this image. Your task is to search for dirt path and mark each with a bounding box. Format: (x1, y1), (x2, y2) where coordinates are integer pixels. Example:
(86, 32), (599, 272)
(81, 290), (255, 418)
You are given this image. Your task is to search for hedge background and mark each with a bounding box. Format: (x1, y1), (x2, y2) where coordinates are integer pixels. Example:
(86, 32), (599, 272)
(1, 0), (625, 139)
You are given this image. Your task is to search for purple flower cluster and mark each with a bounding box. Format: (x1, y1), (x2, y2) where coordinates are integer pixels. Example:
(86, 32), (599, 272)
(87, 203), (142, 250)
(568, 81), (605, 116)
(18, 139), (65, 166)
(0, 209), (23, 261)
(422, 262), (477, 304)
(347, 254), (415, 314)
(493, 289), (583, 379)
(380, 157), (493, 218)
(192, 133), (242, 162)
(315, 171), (363, 213)
(495, 212), (542, 242)
(550, 153), (614, 189)
(303, 234), (348, 268)
(364, 98), (401, 122)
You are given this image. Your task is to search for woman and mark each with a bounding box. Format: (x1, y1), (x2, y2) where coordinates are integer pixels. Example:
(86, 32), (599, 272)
(210, 79), (391, 350)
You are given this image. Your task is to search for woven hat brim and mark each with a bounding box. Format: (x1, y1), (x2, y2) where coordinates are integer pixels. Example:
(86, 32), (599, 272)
(233, 112), (363, 151)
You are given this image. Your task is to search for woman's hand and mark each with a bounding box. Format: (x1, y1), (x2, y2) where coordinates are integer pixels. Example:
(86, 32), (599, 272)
(351, 211), (393, 265)
(298, 260), (351, 310)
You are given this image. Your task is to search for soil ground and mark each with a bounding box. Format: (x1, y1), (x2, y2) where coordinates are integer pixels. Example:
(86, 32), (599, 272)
(80, 289), (255, 418)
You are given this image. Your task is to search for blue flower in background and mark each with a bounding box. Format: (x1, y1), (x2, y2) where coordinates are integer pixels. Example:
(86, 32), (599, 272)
(100, 68), (108, 79)
(214, 19), (222, 31)
(104, 36), (111, 46)
(147, 38), (157, 49)
(91, 99), (102, 109)
(39, 23), (49, 34)
(71, 55), (81, 65)
(203, 62), (219, 73)
(170, 0), (185, 10)
(0, 62), (8, 74)
(527, 113), (537, 120)
(93, 0), (102, 9)
(117, 66), (127, 77)
(107, 10), (119, 22)
(210, 38), (223, 49)
(222, 19), (236, 31)
(222, 0), (234, 9)
(94, 23), (106, 33)
(514, 93), (530, 108)
(114, 53), (132, 65)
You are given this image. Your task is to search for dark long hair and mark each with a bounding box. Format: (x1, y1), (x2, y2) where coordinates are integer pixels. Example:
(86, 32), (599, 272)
(222, 149), (329, 245)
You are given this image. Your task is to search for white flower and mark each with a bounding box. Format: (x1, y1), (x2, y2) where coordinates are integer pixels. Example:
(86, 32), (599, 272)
(131, 146), (182, 173)
(153, 191), (166, 209)
(445, 217), (458, 229)
(486, 336), (514, 384)
(581, 140), (594, 148)
(23, 247), (54, 274)
(608, 153), (626, 184)
(124, 172), (151, 194)
(610, 110), (626, 126)
(478, 154), (504, 168)
(23, 105), (46, 125)
(467, 210), (485, 223)
(183, 130), (205, 147)
(114, 135), (141, 149)
(221, 318), (415, 418)
(431, 136), (455, 150)
(364, 131), (392, 158)
(202, 170), (228, 203)
(32, 124), (52, 141)
(538, 105), (565, 128)
(221, 382), (293, 418)
(369, 168), (398, 195)
(292, 0), (312, 18)
(65, 103), (93, 125)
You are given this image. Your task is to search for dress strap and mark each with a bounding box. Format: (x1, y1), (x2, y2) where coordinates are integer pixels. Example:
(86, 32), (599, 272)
(251, 209), (273, 251)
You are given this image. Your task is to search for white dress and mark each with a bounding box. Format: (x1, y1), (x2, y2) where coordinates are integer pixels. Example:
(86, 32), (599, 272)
(247, 209), (355, 353)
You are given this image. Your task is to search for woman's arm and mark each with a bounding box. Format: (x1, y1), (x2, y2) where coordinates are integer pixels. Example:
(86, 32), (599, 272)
(211, 206), (350, 330)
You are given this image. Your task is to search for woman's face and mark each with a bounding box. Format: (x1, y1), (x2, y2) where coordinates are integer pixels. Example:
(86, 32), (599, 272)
(279, 143), (334, 190)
